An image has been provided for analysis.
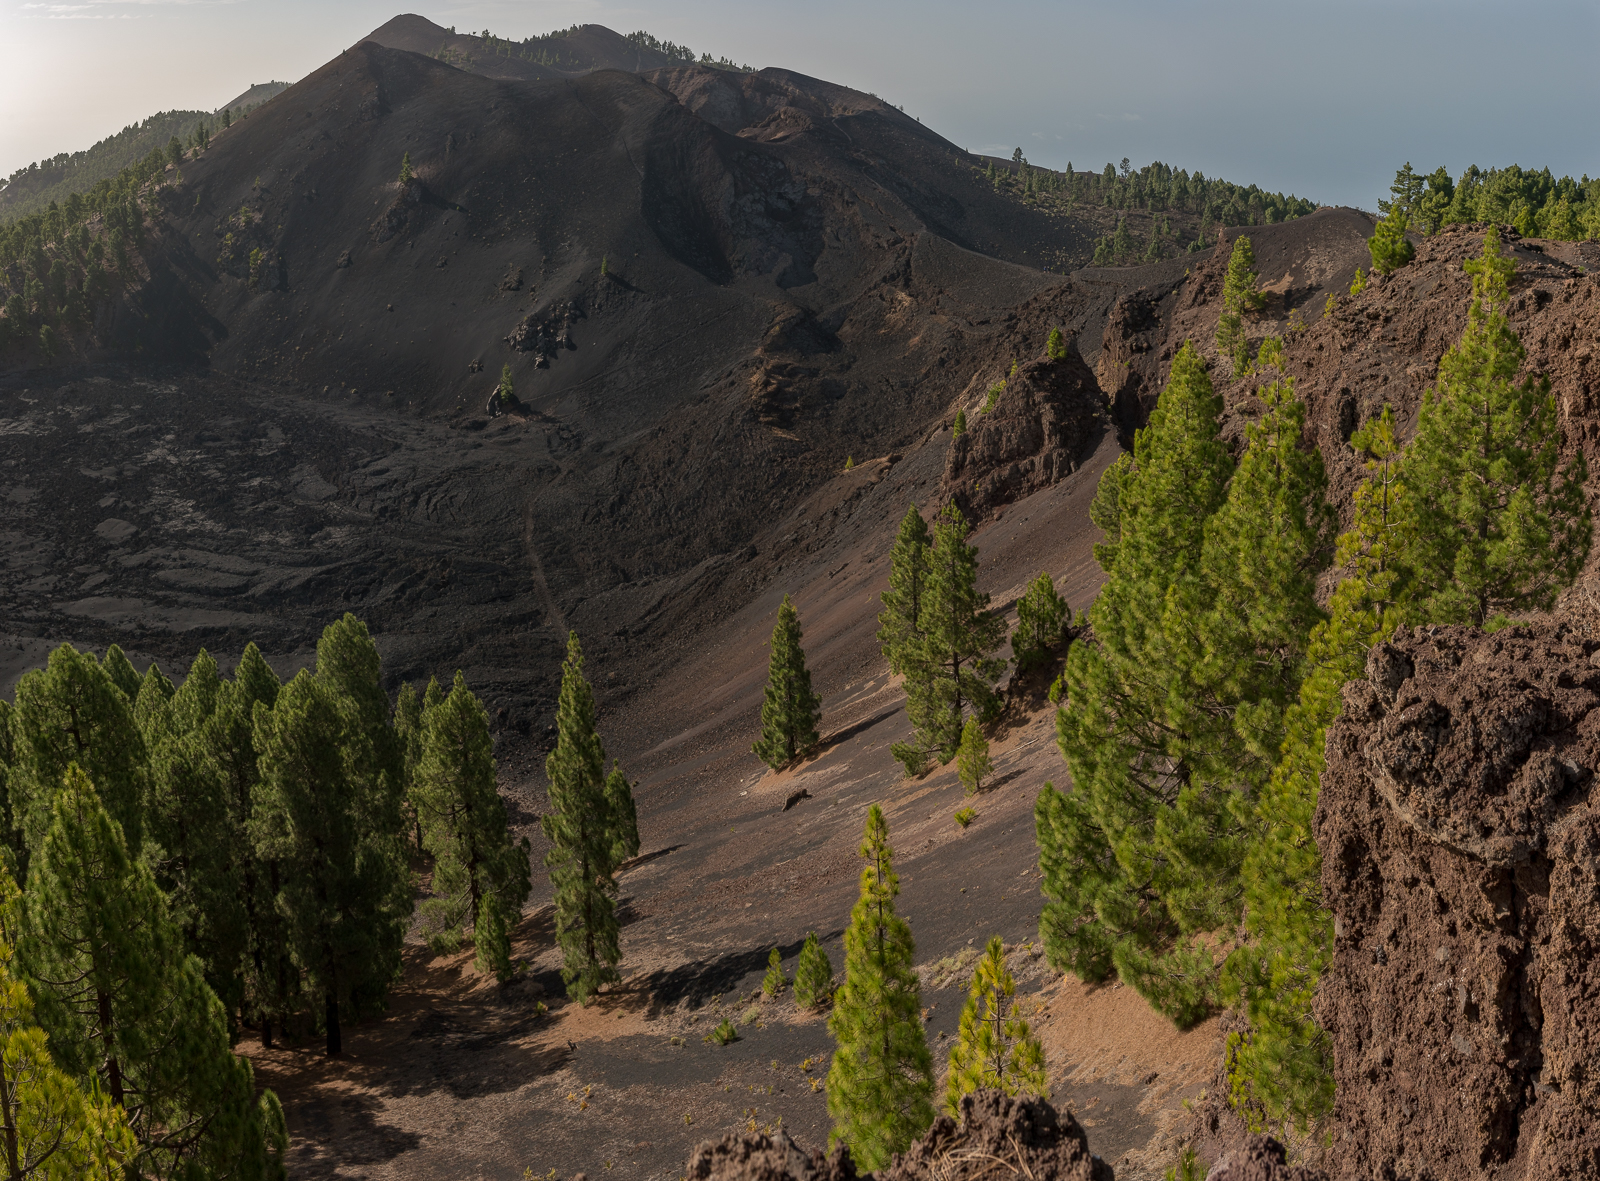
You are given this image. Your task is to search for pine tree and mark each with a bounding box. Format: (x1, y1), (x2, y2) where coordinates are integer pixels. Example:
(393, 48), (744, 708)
(0, 862), (136, 1179)
(762, 947), (787, 997)
(917, 504), (1005, 761)
(132, 662), (175, 744)
(880, 507), (941, 776)
(208, 644), (287, 1049)
(603, 762), (639, 869)
(956, 718), (990, 796)
(399, 152), (413, 186)
(753, 595), (823, 769)
(943, 936), (1048, 1115)
(145, 649), (246, 1015)
(542, 633), (621, 1004)
(952, 409), (966, 437)
(251, 670), (407, 1057)
(497, 365), (513, 405)
(1366, 205), (1414, 276)
(1223, 407), (1410, 1128)
(222, 108), (232, 129)
(100, 646), (141, 701)
(1046, 327), (1068, 361)
(1404, 227), (1589, 625)
(473, 893), (514, 985)
(21, 767), (278, 1178)
(394, 681), (425, 852)
(826, 805), (933, 1170)
(794, 932), (834, 1009)
(1039, 342), (1236, 1023)
(1112, 216), (1135, 262)
(1011, 572), (1068, 674)
(1349, 267), (1366, 296)
(414, 671), (532, 974)
(1216, 236), (1266, 375)
(9, 644), (148, 859)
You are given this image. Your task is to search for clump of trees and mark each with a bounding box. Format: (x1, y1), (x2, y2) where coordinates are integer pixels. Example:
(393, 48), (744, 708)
(878, 505), (1004, 776)
(1037, 228), (1590, 1131)
(1380, 160), (1600, 241)
(0, 609), (556, 1171)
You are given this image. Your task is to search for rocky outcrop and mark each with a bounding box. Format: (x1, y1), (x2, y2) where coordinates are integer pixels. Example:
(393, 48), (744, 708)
(941, 338), (1106, 522)
(1207, 1136), (1328, 1181)
(687, 1092), (1112, 1181)
(1095, 287), (1168, 437)
(1316, 622), (1600, 1180)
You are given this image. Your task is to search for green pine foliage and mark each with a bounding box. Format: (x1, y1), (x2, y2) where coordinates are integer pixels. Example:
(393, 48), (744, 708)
(943, 936), (1048, 1115)
(394, 680), (425, 852)
(399, 152), (413, 186)
(251, 666), (408, 1057)
(1366, 205), (1414, 275)
(793, 932), (834, 1009)
(145, 649), (248, 1014)
(1011, 572), (1068, 674)
(473, 893), (515, 985)
(21, 767), (279, 1177)
(9, 643), (148, 859)
(956, 718), (991, 796)
(542, 633), (622, 1004)
(0, 856), (138, 1177)
(953, 408), (967, 437)
(1046, 327), (1068, 360)
(826, 805), (933, 1170)
(913, 504), (1005, 762)
(762, 947), (788, 997)
(498, 364), (513, 404)
(1223, 408), (1409, 1128)
(1039, 341), (1329, 1027)
(1216, 236), (1265, 376)
(880, 507), (940, 777)
(1404, 227), (1590, 625)
(1349, 268), (1366, 296)
(101, 644), (141, 701)
(753, 595), (824, 769)
(604, 761), (640, 870)
(414, 671), (533, 978)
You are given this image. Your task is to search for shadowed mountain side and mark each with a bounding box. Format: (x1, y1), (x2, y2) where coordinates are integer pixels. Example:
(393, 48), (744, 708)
(363, 16), (699, 81)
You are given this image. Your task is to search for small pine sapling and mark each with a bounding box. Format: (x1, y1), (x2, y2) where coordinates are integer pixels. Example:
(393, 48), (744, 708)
(474, 893), (515, 984)
(956, 718), (991, 795)
(844, 456), (855, 470)
(793, 932), (834, 1009)
(1323, 293), (1338, 319)
(705, 1019), (739, 1045)
(498, 364), (514, 405)
(953, 409), (967, 437)
(943, 936), (1048, 1114)
(954, 806), (977, 829)
(399, 152), (414, 186)
(982, 382), (1003, 413)
(1349, 268), (1366, 296)
(1046, 327), (1068, 360)
(762, 947), (788, 997)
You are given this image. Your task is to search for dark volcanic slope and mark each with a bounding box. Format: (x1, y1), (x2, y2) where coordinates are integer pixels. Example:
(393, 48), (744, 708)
(363, 16), (691, 81)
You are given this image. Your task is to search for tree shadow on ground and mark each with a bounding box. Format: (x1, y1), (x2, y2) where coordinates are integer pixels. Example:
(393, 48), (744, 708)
(634, 932), (846, 1018)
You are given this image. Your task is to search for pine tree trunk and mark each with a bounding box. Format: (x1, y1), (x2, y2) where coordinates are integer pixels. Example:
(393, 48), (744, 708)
(262, 1015), (273, 1050)
(325, 992), (342, 1057)
(97, 988), (124, 1107)
(0, 1064), (22, 1181)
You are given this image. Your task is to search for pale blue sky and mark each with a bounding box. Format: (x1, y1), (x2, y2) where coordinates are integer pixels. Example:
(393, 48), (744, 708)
(1, 0), (1596, 209)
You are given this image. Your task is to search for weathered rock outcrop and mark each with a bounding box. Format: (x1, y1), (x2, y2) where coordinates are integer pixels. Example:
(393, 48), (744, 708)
(1207, 1136), (1329, 1181)
(941, 339), (1106, 522)
(1316, 622), (1600, 1180)
(688, 1092), (1115, 1181)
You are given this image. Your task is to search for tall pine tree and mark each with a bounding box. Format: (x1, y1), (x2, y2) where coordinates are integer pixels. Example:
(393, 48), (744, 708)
(251, 669), (406, 1057)
(1223, 407), (1410, 1128)
(542, 633), (621, 1004)
(915, 504), (1005, 763)
(753, 595), (823, 769)
(1039, 342), (1328, 1025)
(21, 767), (279, 1177)
(414, 671), (532, 977)
(879, 506), (941, 777)
(1404, 226), (1589, 625)
(9, 644), (147, 859)
(0, 860), (136, 1179)
(826, 805), (933, 1170)
(1215, 236), (1265, 375)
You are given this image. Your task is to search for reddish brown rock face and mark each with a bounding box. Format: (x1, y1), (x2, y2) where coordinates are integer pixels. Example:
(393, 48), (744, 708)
(939, 338), (1107, 523)
(1316, 623), (1600, 1180)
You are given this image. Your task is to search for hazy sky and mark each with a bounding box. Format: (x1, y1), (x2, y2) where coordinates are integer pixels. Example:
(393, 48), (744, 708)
(1, 0), (1596, 209)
